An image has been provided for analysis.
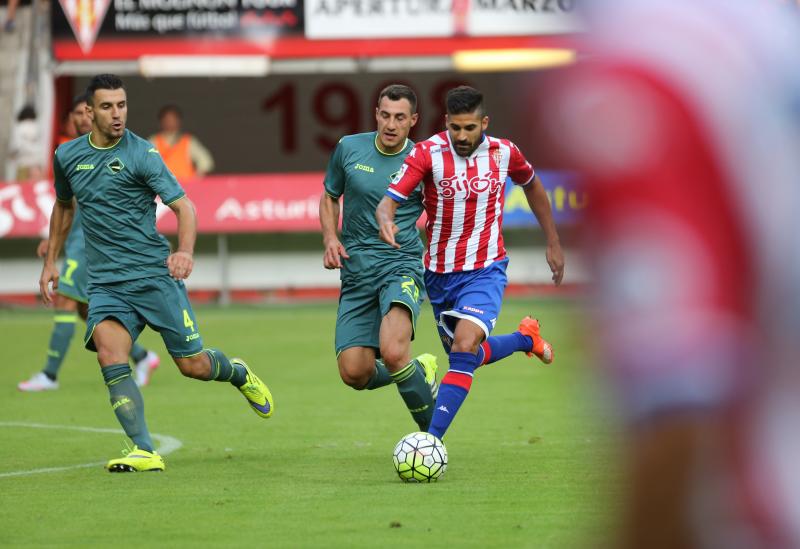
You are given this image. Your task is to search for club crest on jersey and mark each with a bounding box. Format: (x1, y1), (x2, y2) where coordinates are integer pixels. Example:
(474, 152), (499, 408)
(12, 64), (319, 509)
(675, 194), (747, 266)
(491, 149), (503, 165)
(106, 158), (125, 174)
(391, 164), (408, 184)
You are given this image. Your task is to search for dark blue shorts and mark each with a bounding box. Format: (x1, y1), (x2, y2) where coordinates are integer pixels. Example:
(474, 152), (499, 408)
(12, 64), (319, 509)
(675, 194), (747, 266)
(424, 258), (508, 353)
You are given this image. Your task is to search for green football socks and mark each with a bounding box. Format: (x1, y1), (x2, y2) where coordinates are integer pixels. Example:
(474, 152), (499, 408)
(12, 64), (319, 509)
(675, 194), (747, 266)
(205, 348), (247, 387)
(364, 359), (393, 390)
(102, 363), (154, 452)
(391, 359), (434, 430)
(42, 311), (77, 380)
(129, 343), (148, 364)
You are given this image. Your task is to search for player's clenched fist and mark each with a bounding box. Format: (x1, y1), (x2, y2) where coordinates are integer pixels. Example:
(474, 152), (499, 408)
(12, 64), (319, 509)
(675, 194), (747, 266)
(167, 250), (194, 280)
(322, 237), (349, 269)
(39, 262), (60, 305)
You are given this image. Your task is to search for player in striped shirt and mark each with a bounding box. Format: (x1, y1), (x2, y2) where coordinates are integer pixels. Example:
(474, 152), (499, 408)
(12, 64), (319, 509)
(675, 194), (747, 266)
(376, 86), (565, 439)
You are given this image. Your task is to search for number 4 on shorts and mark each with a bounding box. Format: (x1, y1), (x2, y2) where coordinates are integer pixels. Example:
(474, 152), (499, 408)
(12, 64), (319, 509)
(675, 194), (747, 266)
(183, 309), (195, 332)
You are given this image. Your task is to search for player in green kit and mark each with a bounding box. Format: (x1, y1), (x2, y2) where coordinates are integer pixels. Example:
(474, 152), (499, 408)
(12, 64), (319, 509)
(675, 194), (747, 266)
(319, 84), (438, 431)
(18, 93), (160, 392)
(39, 74), (273, 473)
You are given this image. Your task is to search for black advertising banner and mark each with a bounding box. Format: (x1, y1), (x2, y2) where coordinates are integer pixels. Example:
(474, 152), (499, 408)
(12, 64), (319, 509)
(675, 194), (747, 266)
(52, 0), (304, 53)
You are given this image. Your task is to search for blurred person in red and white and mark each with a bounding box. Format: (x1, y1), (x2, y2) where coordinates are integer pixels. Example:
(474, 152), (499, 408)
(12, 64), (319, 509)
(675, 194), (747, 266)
(545, 0), (800, 547)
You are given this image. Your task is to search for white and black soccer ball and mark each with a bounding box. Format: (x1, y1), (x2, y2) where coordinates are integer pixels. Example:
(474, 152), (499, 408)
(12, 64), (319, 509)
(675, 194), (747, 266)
(392, 431), (448, 482)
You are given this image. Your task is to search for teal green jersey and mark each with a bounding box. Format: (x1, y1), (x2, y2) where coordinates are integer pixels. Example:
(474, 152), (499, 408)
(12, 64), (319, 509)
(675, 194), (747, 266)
(62, 202), (85, 259)
(53, 130), (185, 285)
(323, 132), (424, 280)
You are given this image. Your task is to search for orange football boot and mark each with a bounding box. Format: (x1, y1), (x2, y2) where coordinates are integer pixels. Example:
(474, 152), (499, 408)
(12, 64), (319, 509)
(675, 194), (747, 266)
(517, 316), (554, 364)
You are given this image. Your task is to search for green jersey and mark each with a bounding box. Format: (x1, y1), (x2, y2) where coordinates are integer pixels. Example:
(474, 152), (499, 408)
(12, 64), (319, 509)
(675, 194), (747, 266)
(63, 203), (84, 259)
(324, 132), (424, 281)
(53, 129), (185, 285)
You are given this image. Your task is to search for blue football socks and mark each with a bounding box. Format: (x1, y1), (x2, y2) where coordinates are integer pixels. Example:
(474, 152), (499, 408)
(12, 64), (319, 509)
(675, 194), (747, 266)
(428, 352), (479, 439)
(475, 333), (533, 366)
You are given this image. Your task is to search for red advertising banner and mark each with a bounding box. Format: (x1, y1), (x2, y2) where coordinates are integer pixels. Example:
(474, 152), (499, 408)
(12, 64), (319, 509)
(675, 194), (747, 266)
(0, 173), (325, 238)
(0, 170), (581, 239)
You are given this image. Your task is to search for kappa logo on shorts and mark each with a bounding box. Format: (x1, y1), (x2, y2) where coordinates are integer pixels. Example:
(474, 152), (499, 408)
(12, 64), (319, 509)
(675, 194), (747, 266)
(106, 158), (125, 174)
(462, 305), (485, 315)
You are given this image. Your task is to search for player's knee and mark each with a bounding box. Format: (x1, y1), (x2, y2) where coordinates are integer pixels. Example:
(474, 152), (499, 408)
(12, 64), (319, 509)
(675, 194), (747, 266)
(175, 355), (208, 380)
(96, 346), (127, 367)
(338, 363), (371, 390)
(379, 346), (408, 371)
(451, 338), (481, 354)
(54, 294), (78, 311)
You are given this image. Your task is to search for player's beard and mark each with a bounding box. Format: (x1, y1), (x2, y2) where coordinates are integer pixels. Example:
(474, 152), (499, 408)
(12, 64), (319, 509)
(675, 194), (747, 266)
(454, 140), (476, 157)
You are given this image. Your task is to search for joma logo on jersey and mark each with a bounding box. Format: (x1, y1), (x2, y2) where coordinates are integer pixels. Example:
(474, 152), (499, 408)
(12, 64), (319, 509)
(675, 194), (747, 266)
(354, 163), (374, 173)
(106, 158), (125, 174)
(75, 164), (94, 171)
(185, 333), (200, 342)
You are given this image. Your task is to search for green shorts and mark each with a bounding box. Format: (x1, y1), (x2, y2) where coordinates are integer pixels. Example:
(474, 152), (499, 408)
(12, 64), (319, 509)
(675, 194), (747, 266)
(57, 248), (88, 304)
(84, 276), (203, 357)
(335, 272), (424, 355)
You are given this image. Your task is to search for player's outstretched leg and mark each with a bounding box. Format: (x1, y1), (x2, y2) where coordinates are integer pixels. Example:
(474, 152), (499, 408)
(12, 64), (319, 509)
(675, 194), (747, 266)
(101, 363), (163, 472)
(427, 351), (479, 439)
(391, 353), (439, 431)
(363, 359), (394, 389)
(18, 310), (77, 391)
(475, 316), (554, 367)
(232, 357), (274, 419)
(131, 343), (160, 387)
(194, 348), (274, 418)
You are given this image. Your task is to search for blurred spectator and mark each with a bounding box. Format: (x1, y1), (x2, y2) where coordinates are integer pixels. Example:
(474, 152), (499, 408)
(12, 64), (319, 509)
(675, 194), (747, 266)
(148, 104), (214, 181)
(56, 93), (92, 146)
(3, 0), (18, 31)
(547, 0), (800, 547)
(9, 105), (44, 181)
(56, 109), (77, 145)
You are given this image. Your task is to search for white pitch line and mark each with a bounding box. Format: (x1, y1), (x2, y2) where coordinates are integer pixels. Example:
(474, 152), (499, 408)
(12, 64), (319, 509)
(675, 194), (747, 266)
(0, 421), (183, 478)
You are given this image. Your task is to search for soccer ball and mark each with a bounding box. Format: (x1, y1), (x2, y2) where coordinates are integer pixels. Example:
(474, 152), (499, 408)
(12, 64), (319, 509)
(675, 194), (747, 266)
(392, 431), (448, 482)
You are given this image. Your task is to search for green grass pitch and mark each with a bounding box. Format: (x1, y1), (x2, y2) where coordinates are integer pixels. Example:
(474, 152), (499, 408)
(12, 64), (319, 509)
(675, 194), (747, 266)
(0, 298), (618, 548)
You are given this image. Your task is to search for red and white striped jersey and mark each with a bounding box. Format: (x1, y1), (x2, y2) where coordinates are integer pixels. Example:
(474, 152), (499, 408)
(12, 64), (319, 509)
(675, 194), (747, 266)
(387, 131), (534, 273)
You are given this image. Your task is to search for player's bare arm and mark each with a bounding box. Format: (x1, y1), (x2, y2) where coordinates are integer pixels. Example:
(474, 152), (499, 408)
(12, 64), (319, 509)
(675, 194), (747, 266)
(376, 196), (401, 248)
(36, 239), (48, 258)
(524, 175), (565, 286)
(39, 198), (75, 304)
(319, 192), (349, 269)
(166, 196), (196, 280)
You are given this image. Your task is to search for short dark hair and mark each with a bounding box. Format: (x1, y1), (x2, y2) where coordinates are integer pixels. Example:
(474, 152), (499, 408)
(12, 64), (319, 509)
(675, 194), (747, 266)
(71, 92), (89, 110)
(446, 86), (485, 117)
(158, 104), (182, 120)
(86, 74), (125, 106)
(377, 84), (418, 114)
